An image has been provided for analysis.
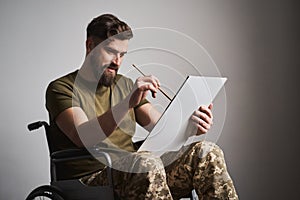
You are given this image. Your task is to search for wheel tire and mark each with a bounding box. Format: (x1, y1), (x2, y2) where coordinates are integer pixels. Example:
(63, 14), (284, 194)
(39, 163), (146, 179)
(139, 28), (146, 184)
(26, 185), (64, 200)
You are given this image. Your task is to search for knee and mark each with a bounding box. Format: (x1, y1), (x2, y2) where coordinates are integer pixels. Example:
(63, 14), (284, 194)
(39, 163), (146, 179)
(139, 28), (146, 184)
(130, 152), (164, 173)
(193, 141), (224, 160)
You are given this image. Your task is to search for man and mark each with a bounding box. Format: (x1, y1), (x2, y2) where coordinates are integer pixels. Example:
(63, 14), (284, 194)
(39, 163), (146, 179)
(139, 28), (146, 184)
(46, 14), (238, 199)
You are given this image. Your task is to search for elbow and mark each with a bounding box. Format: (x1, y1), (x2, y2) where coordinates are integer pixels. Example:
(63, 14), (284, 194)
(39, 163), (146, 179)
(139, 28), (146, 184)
(68, 128), (85, 148)
(75, 121), (107, 148)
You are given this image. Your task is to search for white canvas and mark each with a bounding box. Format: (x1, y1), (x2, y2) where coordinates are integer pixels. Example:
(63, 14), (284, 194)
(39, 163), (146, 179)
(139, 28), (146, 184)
(138, 76), (227, 156)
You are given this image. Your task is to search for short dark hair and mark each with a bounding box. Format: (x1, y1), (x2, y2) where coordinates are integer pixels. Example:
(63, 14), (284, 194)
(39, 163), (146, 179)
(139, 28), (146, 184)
(87, 14), (133, 42)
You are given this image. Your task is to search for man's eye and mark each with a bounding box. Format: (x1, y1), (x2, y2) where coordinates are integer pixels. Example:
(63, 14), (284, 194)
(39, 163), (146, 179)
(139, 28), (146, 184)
(105, 47), (114, 54)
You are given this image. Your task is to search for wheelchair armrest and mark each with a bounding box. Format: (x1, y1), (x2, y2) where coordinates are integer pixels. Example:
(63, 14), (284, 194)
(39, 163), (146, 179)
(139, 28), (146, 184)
(51, 148), (112, 167)
(50, 148), (114, 186)
(51, 148), (90, 160)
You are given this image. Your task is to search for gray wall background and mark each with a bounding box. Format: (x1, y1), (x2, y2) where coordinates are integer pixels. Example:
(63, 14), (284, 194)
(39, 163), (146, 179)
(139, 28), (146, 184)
(0, 0), (299, 199)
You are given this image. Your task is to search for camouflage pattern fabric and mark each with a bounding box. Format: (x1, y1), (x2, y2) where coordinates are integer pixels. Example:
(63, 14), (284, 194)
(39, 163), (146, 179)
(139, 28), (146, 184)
(80, 141), (239, 200)
(164, 141), (239, 200)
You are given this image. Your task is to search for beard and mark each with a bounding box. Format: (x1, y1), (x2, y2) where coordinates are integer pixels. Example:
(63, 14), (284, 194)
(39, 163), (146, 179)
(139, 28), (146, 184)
(99, 70), (115, 86)
(88, 52), (119, 86)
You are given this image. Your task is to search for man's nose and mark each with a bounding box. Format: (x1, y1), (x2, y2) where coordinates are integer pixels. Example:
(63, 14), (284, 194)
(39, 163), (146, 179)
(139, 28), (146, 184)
(112, 54), (121, 66)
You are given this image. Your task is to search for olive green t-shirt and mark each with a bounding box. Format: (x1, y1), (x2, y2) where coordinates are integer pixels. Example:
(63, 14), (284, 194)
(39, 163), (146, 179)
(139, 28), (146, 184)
(46, 70), (147, 180)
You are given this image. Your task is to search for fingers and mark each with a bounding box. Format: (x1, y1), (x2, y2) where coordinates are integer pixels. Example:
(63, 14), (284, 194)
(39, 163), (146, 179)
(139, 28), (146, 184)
(191, 115), (211, 131)
(139, 82), (157, 98)
(129, 75), (161, 108)
(191, 110), (213, 128)
(192, 121), (209, 134)
(136, 75), (160, 98)
(199, 105), (213, 119)
(191, 105), (214, 134)
(141, 75), (160, 88)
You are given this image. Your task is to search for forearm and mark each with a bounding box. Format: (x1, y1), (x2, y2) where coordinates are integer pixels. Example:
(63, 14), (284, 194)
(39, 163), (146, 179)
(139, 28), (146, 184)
(135, 103), (162, 132)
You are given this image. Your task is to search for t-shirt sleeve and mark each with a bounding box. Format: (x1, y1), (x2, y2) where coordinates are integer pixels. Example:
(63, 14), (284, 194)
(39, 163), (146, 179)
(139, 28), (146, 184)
(46, 80), (77, 121)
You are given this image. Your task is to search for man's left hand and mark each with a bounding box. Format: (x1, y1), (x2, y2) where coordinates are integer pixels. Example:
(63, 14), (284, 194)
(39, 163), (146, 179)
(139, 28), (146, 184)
(190, 103), (213, 135)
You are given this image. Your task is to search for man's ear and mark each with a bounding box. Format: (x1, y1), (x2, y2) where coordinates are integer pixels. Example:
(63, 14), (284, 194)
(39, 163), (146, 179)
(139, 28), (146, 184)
(86, 38), (94, 55)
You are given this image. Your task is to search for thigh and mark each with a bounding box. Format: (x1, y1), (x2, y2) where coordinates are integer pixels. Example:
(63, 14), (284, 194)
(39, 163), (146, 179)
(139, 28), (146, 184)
(163, 145), (195, 199)
(81, 151), (168, 199)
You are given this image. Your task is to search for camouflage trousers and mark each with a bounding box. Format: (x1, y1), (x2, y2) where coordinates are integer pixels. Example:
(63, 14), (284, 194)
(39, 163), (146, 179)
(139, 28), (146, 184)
(80, 141), (238, 200)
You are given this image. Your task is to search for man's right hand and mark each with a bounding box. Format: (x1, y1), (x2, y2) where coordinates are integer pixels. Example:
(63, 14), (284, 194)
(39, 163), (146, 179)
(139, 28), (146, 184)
(128, 75), (160, 108)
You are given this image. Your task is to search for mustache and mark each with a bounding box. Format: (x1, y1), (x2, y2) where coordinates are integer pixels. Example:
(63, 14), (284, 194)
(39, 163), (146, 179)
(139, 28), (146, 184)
(105, 63), (119, 70)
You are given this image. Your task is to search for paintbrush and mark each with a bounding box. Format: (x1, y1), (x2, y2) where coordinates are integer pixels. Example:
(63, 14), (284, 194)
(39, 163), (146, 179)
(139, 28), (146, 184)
(132, 64), (172, 101)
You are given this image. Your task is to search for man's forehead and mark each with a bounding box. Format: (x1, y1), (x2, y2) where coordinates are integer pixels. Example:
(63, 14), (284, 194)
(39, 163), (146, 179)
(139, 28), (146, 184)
(105, 38), (129, 51)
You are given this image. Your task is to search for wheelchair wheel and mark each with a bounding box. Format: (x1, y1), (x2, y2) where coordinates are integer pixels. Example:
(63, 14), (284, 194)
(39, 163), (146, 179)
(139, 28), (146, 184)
(26, 185), (64, 200)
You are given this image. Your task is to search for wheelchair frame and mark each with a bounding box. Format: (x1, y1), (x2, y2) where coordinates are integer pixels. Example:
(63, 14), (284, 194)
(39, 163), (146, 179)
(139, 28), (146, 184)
(26, 121), (116, 200)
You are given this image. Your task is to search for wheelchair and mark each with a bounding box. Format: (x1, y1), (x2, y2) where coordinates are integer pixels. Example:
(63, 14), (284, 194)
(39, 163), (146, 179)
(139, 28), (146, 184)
(25, 121), (197, 200)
